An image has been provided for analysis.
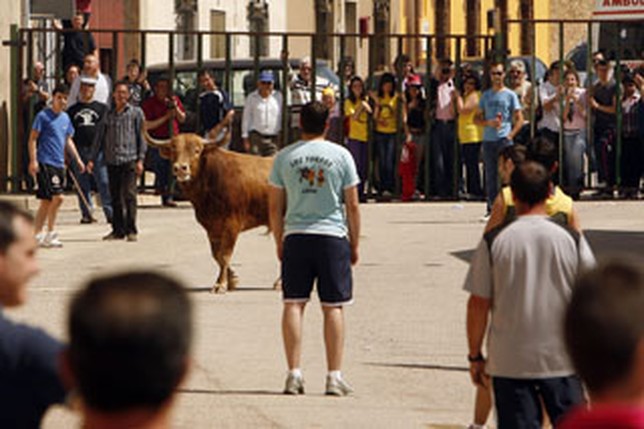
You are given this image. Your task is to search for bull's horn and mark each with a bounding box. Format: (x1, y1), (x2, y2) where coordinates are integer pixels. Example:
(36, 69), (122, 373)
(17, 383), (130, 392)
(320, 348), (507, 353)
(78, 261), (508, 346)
(143, 129), (172, 147)
(200, 137), (218, 145)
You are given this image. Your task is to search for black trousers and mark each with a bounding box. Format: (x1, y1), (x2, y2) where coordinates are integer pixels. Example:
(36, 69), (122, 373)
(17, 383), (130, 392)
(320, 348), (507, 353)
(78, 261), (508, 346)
(107, 162), (138, 236)
(621, 135), (643, 189)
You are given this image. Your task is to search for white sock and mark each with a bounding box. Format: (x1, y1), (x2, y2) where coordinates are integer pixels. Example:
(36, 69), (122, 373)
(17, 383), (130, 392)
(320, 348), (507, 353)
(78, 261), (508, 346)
(328, 370), (342, 380)
(468, 424), (486, 429)
(289, 368), (302, 378)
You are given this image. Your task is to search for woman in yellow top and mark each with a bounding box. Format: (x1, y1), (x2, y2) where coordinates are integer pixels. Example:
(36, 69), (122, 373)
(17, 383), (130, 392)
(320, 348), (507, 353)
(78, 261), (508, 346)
(373, 72), (404, 196)
(344, 76), (372, 201)
(457, 73), (484, 199)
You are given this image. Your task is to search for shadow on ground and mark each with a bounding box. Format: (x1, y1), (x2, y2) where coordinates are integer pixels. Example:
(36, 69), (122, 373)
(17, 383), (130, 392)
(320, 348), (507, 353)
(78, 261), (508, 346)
(451, 229), (644, 264)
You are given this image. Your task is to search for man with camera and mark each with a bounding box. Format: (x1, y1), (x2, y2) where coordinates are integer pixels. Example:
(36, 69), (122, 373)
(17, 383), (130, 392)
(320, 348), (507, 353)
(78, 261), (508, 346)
(142, 76), (186, 207)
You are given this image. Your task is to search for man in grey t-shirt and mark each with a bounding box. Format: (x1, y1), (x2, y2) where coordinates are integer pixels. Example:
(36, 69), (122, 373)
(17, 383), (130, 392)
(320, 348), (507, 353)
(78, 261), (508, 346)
(464, 161), (595, 428)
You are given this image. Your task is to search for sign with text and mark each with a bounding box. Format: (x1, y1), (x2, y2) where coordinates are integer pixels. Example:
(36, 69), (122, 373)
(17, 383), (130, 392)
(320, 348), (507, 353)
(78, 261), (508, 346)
(594, 0), (644, 20)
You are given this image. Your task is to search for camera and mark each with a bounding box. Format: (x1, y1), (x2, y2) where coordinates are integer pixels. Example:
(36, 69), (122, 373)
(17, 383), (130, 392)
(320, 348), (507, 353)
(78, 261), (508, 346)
(166, 99), (176, 109)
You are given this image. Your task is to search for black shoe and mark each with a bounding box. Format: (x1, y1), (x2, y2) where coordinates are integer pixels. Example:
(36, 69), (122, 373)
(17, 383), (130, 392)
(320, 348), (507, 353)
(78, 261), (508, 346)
(162, 200), (178, 208)
(80, 217), (97, 224)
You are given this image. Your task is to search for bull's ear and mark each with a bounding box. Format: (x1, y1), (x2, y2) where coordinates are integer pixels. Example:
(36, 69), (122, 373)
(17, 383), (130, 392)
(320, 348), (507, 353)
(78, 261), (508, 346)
(159, 147), (174, 159)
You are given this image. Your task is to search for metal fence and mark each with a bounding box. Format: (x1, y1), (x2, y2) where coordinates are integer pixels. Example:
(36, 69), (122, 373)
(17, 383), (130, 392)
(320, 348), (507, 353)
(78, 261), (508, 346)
(506, 18), (644, 191)
(7, 26), (497, 199)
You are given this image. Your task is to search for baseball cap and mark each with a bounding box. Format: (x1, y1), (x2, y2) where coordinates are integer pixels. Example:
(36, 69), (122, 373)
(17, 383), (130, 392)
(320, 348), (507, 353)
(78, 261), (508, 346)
(80, 76), (97, 86)
(258, 70), (274, 83)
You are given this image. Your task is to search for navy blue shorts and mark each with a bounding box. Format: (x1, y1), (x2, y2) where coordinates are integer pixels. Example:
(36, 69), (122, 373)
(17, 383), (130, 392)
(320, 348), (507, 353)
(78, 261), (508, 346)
(281, 234), (353, 306)
(492, 375), (584, 428)
(36, 163), (65, 200)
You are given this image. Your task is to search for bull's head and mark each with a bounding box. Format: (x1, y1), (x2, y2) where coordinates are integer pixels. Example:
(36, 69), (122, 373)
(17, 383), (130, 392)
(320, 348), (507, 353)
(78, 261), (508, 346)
(143, 132), (217, 182)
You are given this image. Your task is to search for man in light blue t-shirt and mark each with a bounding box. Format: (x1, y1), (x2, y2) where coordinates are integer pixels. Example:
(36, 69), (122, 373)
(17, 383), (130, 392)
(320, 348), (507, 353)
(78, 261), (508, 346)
(268, 101), (361, 397)
(475, 61), (524, 218)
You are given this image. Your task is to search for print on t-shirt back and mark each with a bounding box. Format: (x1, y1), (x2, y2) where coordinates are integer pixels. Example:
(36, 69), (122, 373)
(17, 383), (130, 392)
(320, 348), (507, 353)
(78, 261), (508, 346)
(289, 155), (334, 195)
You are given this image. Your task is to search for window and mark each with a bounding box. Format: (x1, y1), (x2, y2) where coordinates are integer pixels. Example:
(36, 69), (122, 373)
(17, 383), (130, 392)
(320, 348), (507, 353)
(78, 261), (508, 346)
(435, 0), (450, 58)
(519, 0), (533, 55)
(210, 10), (226, 59)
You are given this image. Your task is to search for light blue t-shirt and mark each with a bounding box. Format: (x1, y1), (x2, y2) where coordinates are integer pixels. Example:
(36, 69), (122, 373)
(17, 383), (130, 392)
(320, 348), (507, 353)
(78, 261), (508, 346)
(32, 108), (75, 168)
(479, 88), (521, 142)
(269, 139), (360, 238)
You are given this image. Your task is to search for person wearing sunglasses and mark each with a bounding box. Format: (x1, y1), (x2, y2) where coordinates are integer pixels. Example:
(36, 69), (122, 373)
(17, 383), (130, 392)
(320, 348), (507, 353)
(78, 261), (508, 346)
(475, 61), (524, 221)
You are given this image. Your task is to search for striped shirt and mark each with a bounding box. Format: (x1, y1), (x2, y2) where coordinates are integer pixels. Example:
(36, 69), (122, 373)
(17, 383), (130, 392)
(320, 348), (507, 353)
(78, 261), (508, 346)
(92, 103), (146, 166)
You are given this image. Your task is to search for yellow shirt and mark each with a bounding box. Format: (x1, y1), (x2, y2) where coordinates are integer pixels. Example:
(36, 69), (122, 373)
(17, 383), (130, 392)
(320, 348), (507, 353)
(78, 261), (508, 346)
(457, 91), (483, 144)
(375, 94), (398, 134)
(501, 185), (573, 225)
(344, 98), (369, 142)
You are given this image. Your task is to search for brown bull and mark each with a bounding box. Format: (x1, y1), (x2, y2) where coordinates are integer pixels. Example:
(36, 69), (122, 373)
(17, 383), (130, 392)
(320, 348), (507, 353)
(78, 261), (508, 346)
(144, 131), (274, 293)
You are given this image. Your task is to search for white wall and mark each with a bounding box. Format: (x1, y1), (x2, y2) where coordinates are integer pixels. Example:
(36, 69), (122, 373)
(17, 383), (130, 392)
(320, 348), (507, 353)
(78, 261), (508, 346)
(0, 1), (24, 180)
(139, 0), (177, 66)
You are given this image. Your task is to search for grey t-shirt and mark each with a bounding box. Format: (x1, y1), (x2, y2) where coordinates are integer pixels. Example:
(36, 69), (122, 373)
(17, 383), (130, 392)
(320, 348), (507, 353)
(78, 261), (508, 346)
(463, 215), (595, 378)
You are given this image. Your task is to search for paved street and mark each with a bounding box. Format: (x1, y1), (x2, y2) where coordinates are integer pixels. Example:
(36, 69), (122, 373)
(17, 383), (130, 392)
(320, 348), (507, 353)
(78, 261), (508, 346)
(4, 196), (643, 428)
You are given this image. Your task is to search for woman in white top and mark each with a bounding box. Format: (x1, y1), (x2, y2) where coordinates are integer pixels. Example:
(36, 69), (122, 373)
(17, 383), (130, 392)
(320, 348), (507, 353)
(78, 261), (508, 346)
(561, 69), (587, 198)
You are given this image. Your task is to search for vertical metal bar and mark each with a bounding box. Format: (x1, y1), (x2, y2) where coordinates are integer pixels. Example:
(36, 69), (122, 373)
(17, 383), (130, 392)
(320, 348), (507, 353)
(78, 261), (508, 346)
(454, 36), (462, 198)
(585, 22), (593, 189)
(10, 25), (22, 192)
(55, 30), (63, 84)
(140, 31), (147, 70)
(224, 33), (232, 96)
(615, 23), (622, 188)
(367, 34), (376, 199)
(253, 32), (260, 84)
(558, 22), (564, 186)
(310, 34), (317, 102)
(168, 32), (175, 138)
(281, 34), (289, 147)
(394, 35), (404, 197)
(138, 31), (147, 191)
(111, 31), (119, 84)
(424, 36), (433, 201)
(339, 34), (346, 144)
(196, 32), (203, 134)
(530, 21), (537, 138)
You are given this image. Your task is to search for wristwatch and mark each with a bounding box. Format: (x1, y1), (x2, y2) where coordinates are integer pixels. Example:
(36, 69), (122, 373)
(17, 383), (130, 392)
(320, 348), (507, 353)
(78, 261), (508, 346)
(467, 353), (485, 363)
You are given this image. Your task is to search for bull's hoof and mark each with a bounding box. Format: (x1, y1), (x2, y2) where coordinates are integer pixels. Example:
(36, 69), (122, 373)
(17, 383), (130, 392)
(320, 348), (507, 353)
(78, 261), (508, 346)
(211, 284), (227, 294)
(273, 278), (282, 290)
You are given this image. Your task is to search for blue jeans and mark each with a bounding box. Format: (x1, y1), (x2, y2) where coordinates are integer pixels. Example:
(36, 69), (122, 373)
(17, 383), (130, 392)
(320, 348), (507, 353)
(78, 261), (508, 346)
(70, 147), (112, 222)
(150, 147), (173, 203)
(430, 121), (457, 197)
(483, 138), (512, 212)
(347, 139), (368, 199)
(461, 142), (483, 197)
(563, 130), (586, 195)
(493, 376), (584, 429)
(374, 132), (396, 193)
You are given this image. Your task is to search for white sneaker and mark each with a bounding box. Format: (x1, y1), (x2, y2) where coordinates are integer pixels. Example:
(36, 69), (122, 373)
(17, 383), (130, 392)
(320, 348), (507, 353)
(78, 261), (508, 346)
(35, 232), (48, 248)
(45, 231), (63, 248)
(283, 373), (305, 395)
(325, 375), (353, 396)
(479, 213), (491, 223)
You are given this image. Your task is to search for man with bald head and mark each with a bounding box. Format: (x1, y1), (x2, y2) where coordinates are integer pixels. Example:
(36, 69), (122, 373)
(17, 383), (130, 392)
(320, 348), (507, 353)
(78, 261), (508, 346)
(68, 53), (112, 106)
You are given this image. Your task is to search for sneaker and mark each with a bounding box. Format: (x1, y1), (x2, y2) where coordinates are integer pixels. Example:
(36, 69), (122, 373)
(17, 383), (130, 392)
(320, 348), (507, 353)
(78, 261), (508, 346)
(325, 375), (353, 396)
(102, 232), (124, 241)
(35, 232), (48, 248)
(162, 200), (178, 208)
(44, 231), (63, 248)
(479, 213), (491, 223)
(283, 373), (305, 395)
(126, 233), (138, 242)
(80, 217), (97, 224)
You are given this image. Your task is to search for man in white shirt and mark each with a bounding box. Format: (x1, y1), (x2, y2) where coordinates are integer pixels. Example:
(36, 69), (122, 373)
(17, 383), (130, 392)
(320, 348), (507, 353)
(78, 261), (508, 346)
(68, 54), (112, 107)
(242, 70), (283, 156)
(538, 62), (562, 148)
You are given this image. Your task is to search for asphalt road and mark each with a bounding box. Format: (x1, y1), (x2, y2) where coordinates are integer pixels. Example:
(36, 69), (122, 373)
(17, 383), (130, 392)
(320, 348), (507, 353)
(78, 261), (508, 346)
(3, 195), (642, 428)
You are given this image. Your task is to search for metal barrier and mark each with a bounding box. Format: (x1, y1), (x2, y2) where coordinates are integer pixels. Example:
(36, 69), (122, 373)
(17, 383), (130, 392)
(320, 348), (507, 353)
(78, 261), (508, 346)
(8, 27), (497, 200)
(506, 18), (643, 192)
